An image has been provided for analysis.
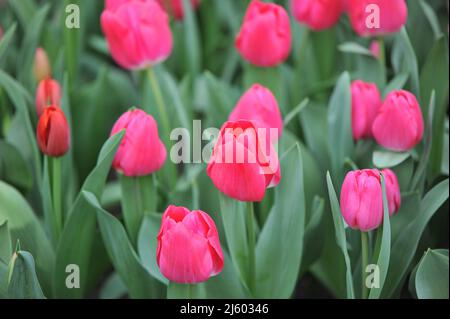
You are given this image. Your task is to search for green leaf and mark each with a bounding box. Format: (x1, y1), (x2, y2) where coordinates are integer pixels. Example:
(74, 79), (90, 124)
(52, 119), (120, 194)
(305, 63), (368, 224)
(167, 281), (205, 299)
(182, 0), (201, 77)
(414, 249), (449, 299)
(373, 150), (411, 169)
(0, 140), (33, 192)
(0, 221), (12, 264)
(7, 251), (45, 299)
(327, 72), (353, 181)
(8, 0), (37, 30)
(99, 272), (127, 299)
(83, 191), (164, 299)
(0, 24), (16, 65)
(326, 171), (355, 299)
(255, 144), (306, 298)
(368, 173), (391, 299)
(138, 214), (168, 285)
(0, 181), (54, 295)
(338, 42), (373, 57)
(418, 0), (442, 39)
(419, 37), (449, 181)
(382, 179), (449, 297)
(53, 131), (124, 298)
(382, 72), (409, 98)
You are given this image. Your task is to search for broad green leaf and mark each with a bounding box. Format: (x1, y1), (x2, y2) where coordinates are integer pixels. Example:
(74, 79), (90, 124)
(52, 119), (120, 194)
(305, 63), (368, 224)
(418, 0), (442, 39)
(99, 272), (127, 299)
(0, 260), (7, 298)
(0, 221), (12, 263)
(382, 179), (449, 297)
(0, 181), (54, 295)
(414, 249), (449, 299)
(255, 144), (305, 298)
(0, 140), (32, 192)
(83, 191), (164, 299)
(53, 131), (124, 298)
(338, 42), (373, 57)
(419, 37), (449, 181)
(327, 72), (353, 182)
(7, 251), (45, 299)
(373, 150), (411, 169)
(138, 214), (168, 285)
(368, 174), (391, 299)
(182, 0), (201, 77)
(326, 171), (355, 299)
(382, 72), (409, 98)
(167, 281), (205, 299)
(7, 0), (37, 30)
(0, 24), (16, 64)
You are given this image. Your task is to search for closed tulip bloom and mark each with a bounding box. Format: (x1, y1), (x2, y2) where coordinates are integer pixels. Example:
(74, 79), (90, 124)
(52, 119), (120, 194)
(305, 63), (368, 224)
(33, 47), (52, 82)
(36, 106), (70, 157)
(207, 120), (281, 202)
(101, 0), (173, 70)
(236, 0), (291, 67)
(110, 108), (166, 177)
(35, 78), (61, 117)
(382, 169), (401, 215)
(350, 80), (381, 140)
(157, 205), (224, 283)
(291, 0), (344, 31)
(369, 40), (380, 58)
(156, 0), (200, 20)
(229, 84), (283, 142)
(347, 0), (408, 36)
(372, 90), (424, 151)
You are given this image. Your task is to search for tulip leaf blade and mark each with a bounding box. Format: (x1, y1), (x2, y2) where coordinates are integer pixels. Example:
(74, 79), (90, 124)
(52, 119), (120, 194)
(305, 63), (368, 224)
(53, 131), (124, 298)
(0, 221), (12, 264)
(255, 143), (305, 298)
(7, 250), (46, 299)
(326, 171), (355, 299)
(382, 178), (449, 297)
(368, 173), (391, 299)
(373, 150), (411, 169)
(0, 23), (16, 64)
(83, 191), (164, 299)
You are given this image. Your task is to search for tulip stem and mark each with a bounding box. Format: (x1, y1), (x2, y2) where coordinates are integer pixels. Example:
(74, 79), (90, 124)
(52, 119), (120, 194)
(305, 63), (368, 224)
(51, 157), (62, 242)
(246, 202), (256, 295)
(147, 67), (171, 141)
(378, 37), (386, 82)
(361, 231), (369, 299)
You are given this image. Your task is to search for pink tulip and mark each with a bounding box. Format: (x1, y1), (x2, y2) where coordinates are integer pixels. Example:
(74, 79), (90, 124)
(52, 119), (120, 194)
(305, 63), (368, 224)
(110, 108), (166, 176)
(156, 0), (201, 21)
(369, 40), (380, 58)
(157, 205), (224, 283)
(35, 78), (62, 117)
(291, 0), (344, 31)
(347, 0), (408, 36)
(382, 168), (401, 215)
(207, 120), (281, 202)
(37, 106), (70, 157)
(372, 90), (424, 152)
(33, 47), (52, 82)
(228, 84), (283, 142)
(101, 0), (173, 70)
(350, 80), (382, 140)
(340, 169), (401, 232)
(236, 0), (291, 67)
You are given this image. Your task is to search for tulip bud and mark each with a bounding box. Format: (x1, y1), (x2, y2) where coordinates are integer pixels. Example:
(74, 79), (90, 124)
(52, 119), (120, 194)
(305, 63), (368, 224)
(350, 80), (382, 140)
(35, 79), (62, 117)
(228, 84), (283, 142)
(157, 205), (224, 283)
(110, 108), (166, 177)
(101, 0), (173, 70)
(36, 106), (70, 157)
(156, 0), (201, 21)
(372, 90), (424, 152)
(340, 169), (401, 232)
(291, 0), (344, 31)
(347, 0), (408, 36)
(236, 0), (291, 67)
(369, 40), (380, 59)
(33, 47), (52, 82)
(207, 120), (281, 202)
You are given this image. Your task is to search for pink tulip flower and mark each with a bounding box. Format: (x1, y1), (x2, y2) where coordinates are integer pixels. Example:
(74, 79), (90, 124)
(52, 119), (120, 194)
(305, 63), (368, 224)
(291, 0), (344, 31)
(35, 78), (62, 117)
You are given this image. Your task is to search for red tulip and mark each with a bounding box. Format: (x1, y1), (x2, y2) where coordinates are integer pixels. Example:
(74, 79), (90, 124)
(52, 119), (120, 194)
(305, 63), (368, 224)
(340, 169), (401, 232)
(207, 120), (281, 202)
(36, 106), (70, 157)
(372, 90), (424, 152)
(236, 0), (291, 67)
(35, 79), (61, 117)
(101, 0), (173, 70)
(291, 0), (344, 31)
(228, 84), (283, 142)
(33, 47), (52, 82)
(350, 80), (382, 140)
(110, 108), (166, 177)
(157, 205), (224, 283)
(347, 0), (408, 36)
(156, 0), (200, 21)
